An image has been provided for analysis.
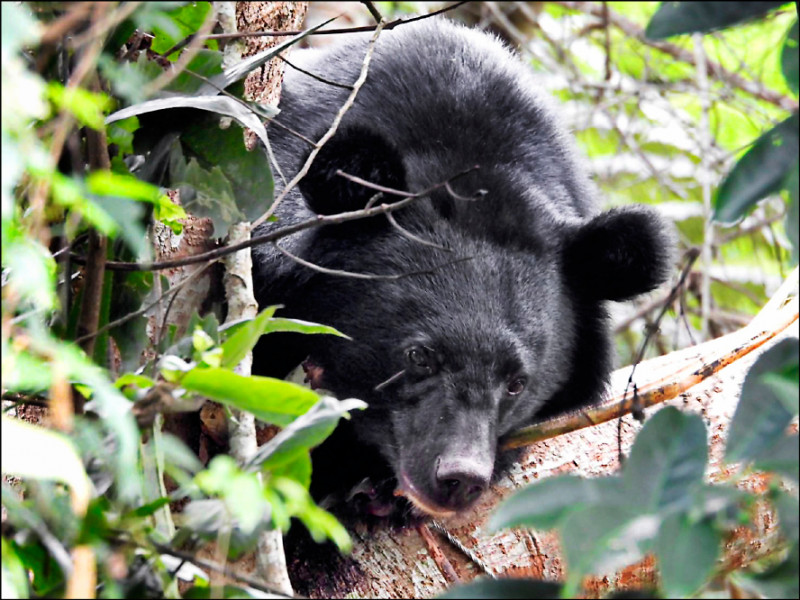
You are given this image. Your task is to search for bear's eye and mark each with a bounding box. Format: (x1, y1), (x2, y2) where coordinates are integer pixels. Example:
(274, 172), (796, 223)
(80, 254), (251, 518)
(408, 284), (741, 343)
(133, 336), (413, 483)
(406, 346), (435, 374)
(507, 377), (527, 396)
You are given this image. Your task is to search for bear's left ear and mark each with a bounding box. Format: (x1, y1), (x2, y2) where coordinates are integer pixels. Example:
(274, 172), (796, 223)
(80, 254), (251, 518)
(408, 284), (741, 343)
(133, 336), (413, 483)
(298, 125), (407, 215)
(563, 205), (675, 302)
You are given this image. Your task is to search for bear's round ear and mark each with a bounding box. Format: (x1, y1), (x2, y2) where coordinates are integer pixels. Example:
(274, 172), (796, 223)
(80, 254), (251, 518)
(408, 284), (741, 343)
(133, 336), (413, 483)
(298, 126), (407, 215)
(563, 205), (676, 302)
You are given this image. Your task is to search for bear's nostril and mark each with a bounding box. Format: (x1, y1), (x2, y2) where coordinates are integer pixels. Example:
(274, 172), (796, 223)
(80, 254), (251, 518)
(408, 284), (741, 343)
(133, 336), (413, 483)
(435, 457), (491, 508)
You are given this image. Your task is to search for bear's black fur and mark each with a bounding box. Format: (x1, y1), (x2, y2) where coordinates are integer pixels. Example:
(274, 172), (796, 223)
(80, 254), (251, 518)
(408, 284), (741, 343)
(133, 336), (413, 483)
(252, 18), (675, 521)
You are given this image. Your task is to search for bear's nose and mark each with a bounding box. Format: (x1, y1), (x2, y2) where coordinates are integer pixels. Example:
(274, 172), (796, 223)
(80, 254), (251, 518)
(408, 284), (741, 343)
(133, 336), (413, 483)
(435, 457), (491, 509)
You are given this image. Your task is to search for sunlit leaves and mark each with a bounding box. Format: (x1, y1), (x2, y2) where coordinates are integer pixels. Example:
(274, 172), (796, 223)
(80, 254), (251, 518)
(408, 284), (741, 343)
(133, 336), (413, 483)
(645, 1), (787, 39)
(1, 416), (93, 516)
(713, 113), (800, 225)
(179, 368), (320, 426)
(725, 338), (799, 463)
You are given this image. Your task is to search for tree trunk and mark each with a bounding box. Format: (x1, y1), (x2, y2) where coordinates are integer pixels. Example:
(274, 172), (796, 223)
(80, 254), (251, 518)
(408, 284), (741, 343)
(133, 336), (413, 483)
(289, 292), (799, 598)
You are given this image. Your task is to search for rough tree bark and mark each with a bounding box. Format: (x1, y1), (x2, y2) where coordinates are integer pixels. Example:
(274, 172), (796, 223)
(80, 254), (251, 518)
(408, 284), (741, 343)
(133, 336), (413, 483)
(288, 281), (799, 599)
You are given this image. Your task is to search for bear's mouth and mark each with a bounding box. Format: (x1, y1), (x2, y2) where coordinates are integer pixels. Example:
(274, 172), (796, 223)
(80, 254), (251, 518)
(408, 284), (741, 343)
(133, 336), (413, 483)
(396, 471), (458, 519)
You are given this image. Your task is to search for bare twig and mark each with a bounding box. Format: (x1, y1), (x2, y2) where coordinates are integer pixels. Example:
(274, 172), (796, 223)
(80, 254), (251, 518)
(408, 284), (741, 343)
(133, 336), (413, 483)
(274, 241), (474, 281)
(386, 212), (451, 252)
(148, 541), (295, 598)
(73, 262), (218, 346)
(69, 166), (480, 272)
(252, 20), (386, 229)
(278, 54), (354, 90)
(361, 1), (384, 24)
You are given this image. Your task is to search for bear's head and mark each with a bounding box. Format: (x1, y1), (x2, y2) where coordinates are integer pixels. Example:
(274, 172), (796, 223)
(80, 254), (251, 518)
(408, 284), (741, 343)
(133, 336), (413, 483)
(273, 125), (675, 518)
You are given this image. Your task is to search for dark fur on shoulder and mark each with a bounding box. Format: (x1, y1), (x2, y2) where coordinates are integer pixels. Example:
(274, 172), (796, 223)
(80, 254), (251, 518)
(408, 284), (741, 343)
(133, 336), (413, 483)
(252, 19), (675, 524)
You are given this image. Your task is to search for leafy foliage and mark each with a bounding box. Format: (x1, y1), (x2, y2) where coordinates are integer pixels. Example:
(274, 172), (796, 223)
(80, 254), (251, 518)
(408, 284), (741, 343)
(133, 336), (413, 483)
(1, 3), (360, 598)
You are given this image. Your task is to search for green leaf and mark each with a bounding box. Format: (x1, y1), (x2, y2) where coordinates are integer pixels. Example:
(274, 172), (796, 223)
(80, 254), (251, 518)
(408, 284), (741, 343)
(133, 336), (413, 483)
(107, 94), (270, 151)
(785, 164), (799, 264)
(775, 492), (799, 543)
(733, 543), (799, 599)
(220, 306), (278, 369)
(168, 142), (241, 238)
(714, 113), (800, 224)
(1, 416), (93, 515)
(753, 434), (799, 481)
(726, 338), (799, 463)
(246, 396), (367, 472)
(179, 367), (321, 426)
(439, 578), (563, 599)
(271, 477), (351, 551)
(149, 2), (212, 57)
(271, 452), (312, 489)
(107, 116), (140, 155)
(623, 407), (708, 513)
(46, 82), (111, 130)
(782, 19), (799, 96)
(179, 120), (273, 229)
(1, 537), (29, 600)
(655, 513), (721, 598)
(488, 474), (621, 532)
(262, 317), (349, 338)
(2, 237), (57, 312)
(561, 505), (646, 596)
(645, 1), (786, 39)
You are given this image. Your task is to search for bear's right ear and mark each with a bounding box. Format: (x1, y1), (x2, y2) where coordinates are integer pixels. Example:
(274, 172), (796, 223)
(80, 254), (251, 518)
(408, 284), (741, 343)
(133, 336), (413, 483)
(562, 205), (675, 302)
(298, 126), (407, 215)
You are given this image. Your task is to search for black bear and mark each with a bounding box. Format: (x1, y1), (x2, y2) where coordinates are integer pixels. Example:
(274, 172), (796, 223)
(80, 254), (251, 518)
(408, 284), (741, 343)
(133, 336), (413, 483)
(252, 18), (674, 520)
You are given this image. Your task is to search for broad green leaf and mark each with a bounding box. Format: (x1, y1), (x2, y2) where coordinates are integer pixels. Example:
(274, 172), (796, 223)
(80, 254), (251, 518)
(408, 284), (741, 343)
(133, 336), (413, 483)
(439, 578), (562, 599)
(271, 452), (312, 489)
(271, 477), (351, 551)
(1, 537), (29, 600)
(107, 116), (139, 155)
(180, 120), (273, 228)
(263, 317), (349, 338)
(783, 19), (799, 96)
(220, 306), (278, 369)
(645, 1), (786, 39)
(655, 513), (721, 598)
(107, 95), (270, 151)
(733, 543), (799, 599)
(127, 497), (171, 518)
(179, 367), (320, 426)
(753, 434), (799, 481)
(46, 82), (111, 130)
(561, 505), (644, 596)
(1, 416), (92, 515)
(623, 407), (708, 513)
(726, 338), (799, 463)
(785, 164), (799, 264)
(761, 366), (800, 415)
(488, 474), (621, 532)
(168, 141), (241, 238)
(776, 492), (799, 543)
(246, 396), (367, 471)
(714, 113), (800, 224)
(149, 1), (212, 57)
(2, 237), (57, 312)
(49, 172), (117, 235)
(86, 170), (169, 206)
